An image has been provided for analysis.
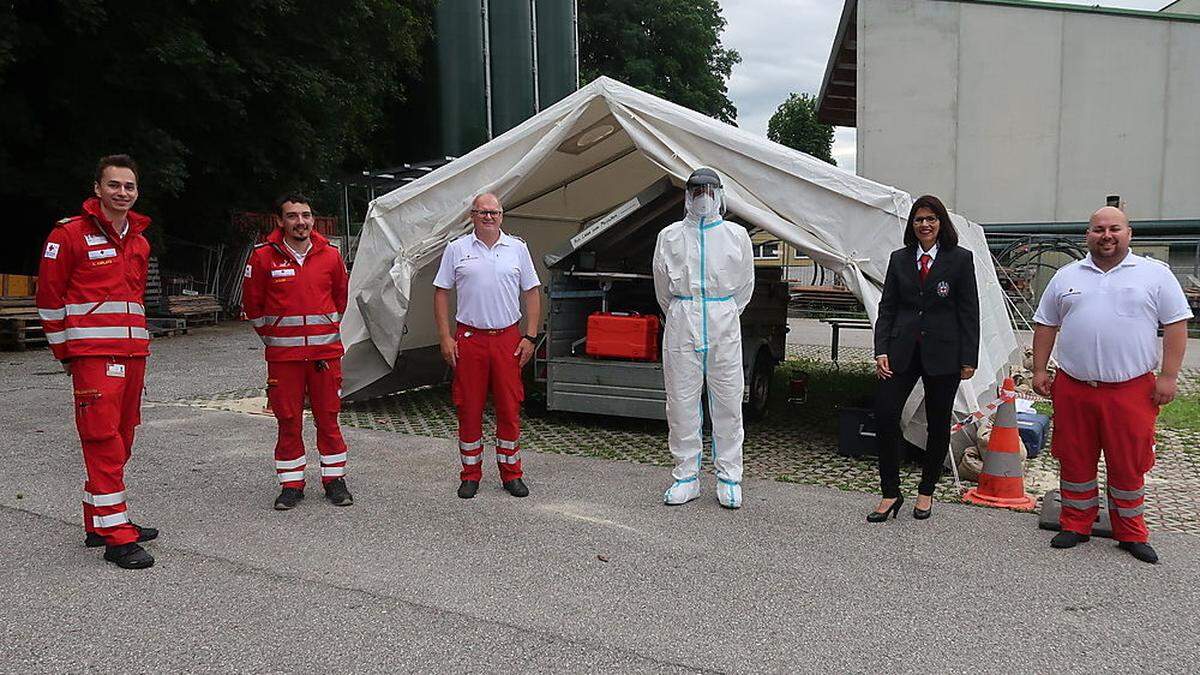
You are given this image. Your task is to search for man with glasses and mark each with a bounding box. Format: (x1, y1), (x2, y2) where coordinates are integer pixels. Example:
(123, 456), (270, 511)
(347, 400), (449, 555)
(243, 193), (353, 511)
(433, 193), (542, 499)
(1032, 206), (1191, 564)
(36, 154), (158, 569)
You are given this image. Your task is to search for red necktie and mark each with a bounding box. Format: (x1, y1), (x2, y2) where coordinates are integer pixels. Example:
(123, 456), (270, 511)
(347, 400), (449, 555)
(919, 253), (932, 283)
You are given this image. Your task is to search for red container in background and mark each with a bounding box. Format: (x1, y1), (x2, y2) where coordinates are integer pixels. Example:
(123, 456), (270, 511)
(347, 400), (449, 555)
(586, 312), (661, 361)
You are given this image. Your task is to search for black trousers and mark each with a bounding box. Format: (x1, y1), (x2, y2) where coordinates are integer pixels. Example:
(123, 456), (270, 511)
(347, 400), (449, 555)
(875, 348), (961, 499)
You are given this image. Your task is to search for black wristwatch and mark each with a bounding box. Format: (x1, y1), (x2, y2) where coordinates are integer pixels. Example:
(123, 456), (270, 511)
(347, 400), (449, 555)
(521, 334), (538, 344)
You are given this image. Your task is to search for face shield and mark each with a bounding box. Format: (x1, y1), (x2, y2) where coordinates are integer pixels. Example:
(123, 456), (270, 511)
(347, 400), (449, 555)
(684, 168), (725, 223)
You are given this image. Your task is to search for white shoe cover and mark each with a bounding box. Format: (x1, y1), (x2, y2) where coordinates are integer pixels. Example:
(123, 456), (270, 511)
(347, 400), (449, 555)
(717, 480), (742, 509)
(664, 478), (701, 505)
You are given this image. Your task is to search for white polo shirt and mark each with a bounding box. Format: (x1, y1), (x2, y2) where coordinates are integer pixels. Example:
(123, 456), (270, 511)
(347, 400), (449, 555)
(1033, 252), (1192, 382)
(433, 231), (541, 329)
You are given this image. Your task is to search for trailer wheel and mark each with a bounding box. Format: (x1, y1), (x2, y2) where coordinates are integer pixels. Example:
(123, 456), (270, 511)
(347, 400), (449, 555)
(745, 351), (773, 421)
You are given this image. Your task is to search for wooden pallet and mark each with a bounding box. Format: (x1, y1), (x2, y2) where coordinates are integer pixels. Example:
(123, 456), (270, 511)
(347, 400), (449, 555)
(0, 315), (46, 351)
(147, 317), (188, 338)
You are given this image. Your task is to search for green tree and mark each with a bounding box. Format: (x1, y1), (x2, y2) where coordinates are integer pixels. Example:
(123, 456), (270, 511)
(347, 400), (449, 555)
(767, 93), (836, 165)
(579, 0), (741, 124)
(1, 0), (432, 270)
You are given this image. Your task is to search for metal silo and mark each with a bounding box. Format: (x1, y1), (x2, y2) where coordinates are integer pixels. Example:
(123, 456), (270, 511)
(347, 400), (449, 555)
(436, 0), (490, 156)
(435, 1), (578, 154)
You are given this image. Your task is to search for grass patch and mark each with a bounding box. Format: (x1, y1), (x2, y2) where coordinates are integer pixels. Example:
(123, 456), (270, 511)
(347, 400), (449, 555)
(769, 358), (876, 435)
(1158, 394), (1200, 434)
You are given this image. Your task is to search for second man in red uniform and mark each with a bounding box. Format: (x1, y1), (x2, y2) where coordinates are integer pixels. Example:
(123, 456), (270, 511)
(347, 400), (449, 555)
(243, 193), (353, 510)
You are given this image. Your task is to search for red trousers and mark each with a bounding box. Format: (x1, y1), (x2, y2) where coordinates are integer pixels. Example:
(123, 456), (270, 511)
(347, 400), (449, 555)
(72, 356), (145, 546)
(266, 359), (347, 489)
(1052, 372), (1157, 542)
(452, 323), (524, 482)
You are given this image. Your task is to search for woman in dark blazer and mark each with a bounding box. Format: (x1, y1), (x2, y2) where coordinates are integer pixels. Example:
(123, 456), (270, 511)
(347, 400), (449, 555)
(868, 195), (979, 522)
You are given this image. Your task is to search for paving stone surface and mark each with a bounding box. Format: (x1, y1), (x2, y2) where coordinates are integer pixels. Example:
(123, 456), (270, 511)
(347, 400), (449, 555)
(183, 354), (1200, 535)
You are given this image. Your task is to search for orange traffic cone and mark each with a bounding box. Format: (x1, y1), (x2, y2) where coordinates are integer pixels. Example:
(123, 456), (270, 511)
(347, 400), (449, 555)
(962, 377), (1036, 511)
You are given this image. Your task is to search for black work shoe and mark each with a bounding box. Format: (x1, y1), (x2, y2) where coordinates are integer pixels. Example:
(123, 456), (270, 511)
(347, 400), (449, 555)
(274, 487), (304, 511)
(85, 523), (159, 548)
(457, 480), (480, 499)
(323, 478), (354, 507)
(502, 478), (529, 498)
(1050, 530), (1091, 549)
(1118, 541), (1159, 564)
(103, 542), (155, 569)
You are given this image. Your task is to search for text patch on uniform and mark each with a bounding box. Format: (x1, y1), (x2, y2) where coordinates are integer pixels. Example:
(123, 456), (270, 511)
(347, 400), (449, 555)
(271, 268), (296, 278)
(88, 248), (117, 260)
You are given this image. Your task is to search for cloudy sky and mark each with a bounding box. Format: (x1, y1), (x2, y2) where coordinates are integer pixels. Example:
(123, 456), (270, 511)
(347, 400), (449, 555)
(721, 0), (1171, 173)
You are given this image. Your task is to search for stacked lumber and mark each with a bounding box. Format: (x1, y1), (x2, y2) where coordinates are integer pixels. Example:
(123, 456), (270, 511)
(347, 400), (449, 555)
(167, 294), (224, 325)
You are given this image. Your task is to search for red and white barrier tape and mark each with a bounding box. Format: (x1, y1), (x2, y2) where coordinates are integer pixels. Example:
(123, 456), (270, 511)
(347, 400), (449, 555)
(950, 389), (1018, 435)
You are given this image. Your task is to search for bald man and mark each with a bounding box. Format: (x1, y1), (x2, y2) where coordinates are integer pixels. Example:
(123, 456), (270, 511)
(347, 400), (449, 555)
(433, 193), (541, 499)
(1032, 207), (1191, 564)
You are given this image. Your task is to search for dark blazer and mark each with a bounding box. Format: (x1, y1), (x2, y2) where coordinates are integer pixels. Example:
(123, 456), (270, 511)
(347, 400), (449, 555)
(873, 245), (980, 377)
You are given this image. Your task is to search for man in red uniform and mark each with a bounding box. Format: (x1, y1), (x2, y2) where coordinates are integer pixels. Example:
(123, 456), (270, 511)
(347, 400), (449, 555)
(1033, 206), (1191, 564)
(242, 193), (353, 510)
(37, 154), (158, 569)
(433, 193), (541, 499)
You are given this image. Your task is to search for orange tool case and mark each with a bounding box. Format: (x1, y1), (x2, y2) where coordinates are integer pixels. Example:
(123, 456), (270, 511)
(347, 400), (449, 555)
(585, 312), (661, 361)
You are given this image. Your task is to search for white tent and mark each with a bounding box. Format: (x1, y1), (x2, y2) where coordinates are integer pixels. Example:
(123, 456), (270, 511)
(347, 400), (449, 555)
(342, 76), (1019, 441)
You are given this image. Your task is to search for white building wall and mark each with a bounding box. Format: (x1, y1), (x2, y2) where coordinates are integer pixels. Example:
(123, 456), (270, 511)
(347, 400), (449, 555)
(857, 0), (1200, 223)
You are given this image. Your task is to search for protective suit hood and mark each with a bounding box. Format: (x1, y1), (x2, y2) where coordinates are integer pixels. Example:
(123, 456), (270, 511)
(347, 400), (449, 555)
(684, 167), (725, 224)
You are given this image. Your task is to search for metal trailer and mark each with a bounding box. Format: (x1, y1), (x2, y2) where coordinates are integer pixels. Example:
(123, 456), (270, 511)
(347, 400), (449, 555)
(533, 178), (790, 421)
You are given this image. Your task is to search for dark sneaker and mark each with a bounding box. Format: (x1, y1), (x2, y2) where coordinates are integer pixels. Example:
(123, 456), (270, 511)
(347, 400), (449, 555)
(457, 480), (480, 499)
(103, 542), (155, 569)
(1118, 541), (1159, 564)
(274, 487), (304, 511)
(323, 478), (353, 506)
(1050, 530), (1090, 548)
(85, 523), (158, 548)
(502, 478), (529, 498)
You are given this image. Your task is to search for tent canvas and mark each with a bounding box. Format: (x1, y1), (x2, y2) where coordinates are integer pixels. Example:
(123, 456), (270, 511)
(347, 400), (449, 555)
(342, 76), (1020, 442)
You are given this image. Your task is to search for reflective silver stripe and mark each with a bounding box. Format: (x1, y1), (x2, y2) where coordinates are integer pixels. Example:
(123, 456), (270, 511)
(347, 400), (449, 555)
(65, 326), (131, 340)
(460, 454), (483, 465)
(321, 452), (347, 465)
(83, 490), (126, 507)
(130, 327), (150, 340)
(92, 512), (130, 529)
(981, 449), (1025, 477)
(1060, 478), (1098, 493)
(45, 330), (66, 345)
(496, 438), (519, 450)
(1110, 503), (1146, 518)
(277, 470), (305, 483)
(305, 314), (334, 325)
(1061, 497), (1100, 510)
(275, 456), (307, 470)
(276, 316), (305, 327)
(306, 332), (341, 346)
(459, 439), (483, 451)
(39, 307), (66, 321)
(1107, 485), (1144, 500)
(496, 452), (521, 465)
(321, 466), (346, 477)
(65, 301), (145, 316)
(263, 336), (305, 347)
(251, 316), (277, 328)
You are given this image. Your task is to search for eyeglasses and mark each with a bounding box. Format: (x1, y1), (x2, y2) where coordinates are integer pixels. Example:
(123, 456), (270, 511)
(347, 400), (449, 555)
(471, 209), (503, 218)
(913, 216), (939, 225)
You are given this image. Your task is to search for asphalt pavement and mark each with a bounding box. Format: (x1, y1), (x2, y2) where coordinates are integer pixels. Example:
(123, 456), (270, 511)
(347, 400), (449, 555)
(1, 323), (1196, 673)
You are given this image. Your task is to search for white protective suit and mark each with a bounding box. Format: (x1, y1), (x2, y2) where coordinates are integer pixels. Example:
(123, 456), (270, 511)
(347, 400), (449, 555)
(652, 176), (755, 508)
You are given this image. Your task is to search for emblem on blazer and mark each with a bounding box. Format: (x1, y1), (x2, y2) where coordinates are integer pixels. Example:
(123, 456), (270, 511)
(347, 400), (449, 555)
(936, 280), (950, 297)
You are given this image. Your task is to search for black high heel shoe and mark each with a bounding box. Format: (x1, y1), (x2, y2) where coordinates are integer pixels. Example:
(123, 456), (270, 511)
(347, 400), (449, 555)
(867, 496), (904, 523)
(913, 496), (934, 520)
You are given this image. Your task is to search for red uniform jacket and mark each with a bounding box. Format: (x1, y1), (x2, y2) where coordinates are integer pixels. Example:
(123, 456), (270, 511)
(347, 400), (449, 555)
(36, 198), (152, 361)
(242, 228), (348, 362)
